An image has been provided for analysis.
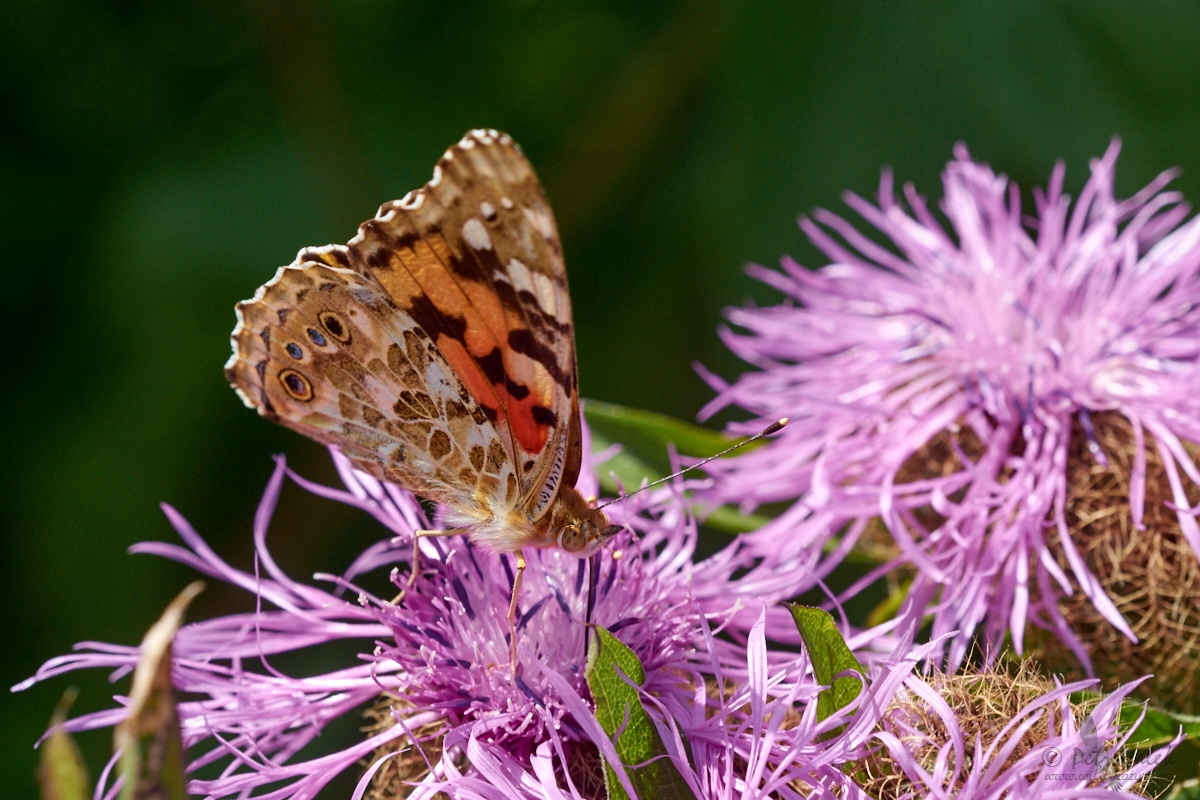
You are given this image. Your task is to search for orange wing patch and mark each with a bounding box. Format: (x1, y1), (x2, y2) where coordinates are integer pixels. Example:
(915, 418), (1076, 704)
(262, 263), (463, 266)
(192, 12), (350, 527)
(363, 227), (557, 458)
(271, 130), (580, 523)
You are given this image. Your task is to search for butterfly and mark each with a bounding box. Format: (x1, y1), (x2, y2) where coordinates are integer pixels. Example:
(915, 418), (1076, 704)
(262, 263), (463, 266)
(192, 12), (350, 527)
(225, 130), (622, 660)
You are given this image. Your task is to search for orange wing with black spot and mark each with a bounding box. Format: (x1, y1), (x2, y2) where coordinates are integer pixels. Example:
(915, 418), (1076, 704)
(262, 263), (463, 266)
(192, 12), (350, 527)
(226, 130), (581, 527)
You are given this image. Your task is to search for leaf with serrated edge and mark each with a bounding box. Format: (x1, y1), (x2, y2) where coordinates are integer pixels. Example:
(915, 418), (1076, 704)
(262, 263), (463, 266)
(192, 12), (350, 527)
(786, 604), (866, 723)
(39, 688), (89, 800)
(115, 581), (204, 800)
(585, 625), (694, 800)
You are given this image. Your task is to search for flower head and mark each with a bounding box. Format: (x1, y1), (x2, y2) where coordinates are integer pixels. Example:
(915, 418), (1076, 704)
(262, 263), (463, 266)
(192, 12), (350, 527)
(701, 141), (1200, 678)
(18, 423), (842, 798)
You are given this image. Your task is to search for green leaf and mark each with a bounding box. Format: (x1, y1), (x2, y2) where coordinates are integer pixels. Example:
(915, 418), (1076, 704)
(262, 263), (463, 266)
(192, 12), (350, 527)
(39, 688), (90, 800)
(582, 401), (893, 558)
(116, 581), (204, 800)
(866, 578), (912, 628)
(786, 604), (867, 723)
(585, 625), (695, 800)
(585, 400), (743, 467)
(585, 400), (773, 535)
(1120, 702), (1200, 747)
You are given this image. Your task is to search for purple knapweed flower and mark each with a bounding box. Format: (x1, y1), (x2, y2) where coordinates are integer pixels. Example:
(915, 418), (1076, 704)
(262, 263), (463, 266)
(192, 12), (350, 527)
(700, 140), (1200, 670)
(17, 422), (842, 799)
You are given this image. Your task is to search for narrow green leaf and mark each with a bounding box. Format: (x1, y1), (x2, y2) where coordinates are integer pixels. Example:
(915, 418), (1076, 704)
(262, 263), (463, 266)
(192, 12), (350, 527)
(585, 401), (894, 565)
(39, 688), (90, 800)
(585, 626), (695, 800)
(866, 579), (912, 628)
(585, 400), (774, 535)
(116, 581), (204, 800)
(585, 400), (743, 467)
(589, 425), (663, 498)
(1120, 702), (1200, 747)
(786, 604), (867, 722)
(700, 504), (774, 535)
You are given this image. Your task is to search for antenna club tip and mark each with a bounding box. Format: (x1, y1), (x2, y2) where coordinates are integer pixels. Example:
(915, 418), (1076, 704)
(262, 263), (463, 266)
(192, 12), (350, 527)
(763, 418), (788, 436)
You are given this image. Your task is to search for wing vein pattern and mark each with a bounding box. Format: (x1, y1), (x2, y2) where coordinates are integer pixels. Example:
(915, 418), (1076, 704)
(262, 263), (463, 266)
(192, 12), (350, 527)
(226, 130), (581, 533)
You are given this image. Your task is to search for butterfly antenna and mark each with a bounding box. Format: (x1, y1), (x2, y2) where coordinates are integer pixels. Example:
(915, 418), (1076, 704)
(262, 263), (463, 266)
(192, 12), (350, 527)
(597, 418), (787, 510)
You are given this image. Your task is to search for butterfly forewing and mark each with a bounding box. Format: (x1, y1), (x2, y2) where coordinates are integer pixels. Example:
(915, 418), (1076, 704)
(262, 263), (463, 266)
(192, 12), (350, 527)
(226, 130), (581, 542)
(344, 130), (579, 522)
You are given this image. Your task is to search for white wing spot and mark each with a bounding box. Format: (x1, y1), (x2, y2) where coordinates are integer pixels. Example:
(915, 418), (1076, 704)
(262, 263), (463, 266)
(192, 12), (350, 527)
(533, 272), (556, 315)
(500, 196), (514, 210)
(430, 165), (443, 187)
(508, 258), (534, 296)
(480, 201), (497, 221)
(463, 218), (492, 250)
(524, 205), (555, 242)
(400, 191), (424, 210)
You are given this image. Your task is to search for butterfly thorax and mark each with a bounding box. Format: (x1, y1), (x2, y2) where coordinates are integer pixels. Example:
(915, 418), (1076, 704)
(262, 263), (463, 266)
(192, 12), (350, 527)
(438, 481), (617, 557)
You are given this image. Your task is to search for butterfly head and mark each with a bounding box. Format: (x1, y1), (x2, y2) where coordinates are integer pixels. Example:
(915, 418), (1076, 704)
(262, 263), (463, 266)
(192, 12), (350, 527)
(546, 485), (624, 558)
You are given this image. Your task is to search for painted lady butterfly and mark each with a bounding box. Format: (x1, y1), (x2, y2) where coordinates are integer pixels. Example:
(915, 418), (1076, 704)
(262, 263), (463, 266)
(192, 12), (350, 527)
(225, 130), (621, 645)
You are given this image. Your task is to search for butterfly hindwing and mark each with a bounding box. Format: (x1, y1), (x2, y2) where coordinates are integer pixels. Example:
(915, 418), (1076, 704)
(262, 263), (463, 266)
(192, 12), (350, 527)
(226, 260), (521, 511)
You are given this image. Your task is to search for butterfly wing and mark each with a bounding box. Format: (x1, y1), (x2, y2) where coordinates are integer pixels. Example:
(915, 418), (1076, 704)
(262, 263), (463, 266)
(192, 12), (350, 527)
(226, 259), (520, 511)
(306, 130), (581, 523)
(227, 130), (580, 531)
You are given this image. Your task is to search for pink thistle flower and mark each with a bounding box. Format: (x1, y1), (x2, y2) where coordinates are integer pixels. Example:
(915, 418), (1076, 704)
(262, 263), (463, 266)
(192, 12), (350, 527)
(16, 424), (840, 799)
(700, 140), (1200, 671)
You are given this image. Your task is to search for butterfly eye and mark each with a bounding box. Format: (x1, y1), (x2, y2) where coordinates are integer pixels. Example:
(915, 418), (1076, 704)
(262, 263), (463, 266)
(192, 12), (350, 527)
(317, 311), (351, 344)
(559, 524), (587, 554)
(278, 369), (314, 401)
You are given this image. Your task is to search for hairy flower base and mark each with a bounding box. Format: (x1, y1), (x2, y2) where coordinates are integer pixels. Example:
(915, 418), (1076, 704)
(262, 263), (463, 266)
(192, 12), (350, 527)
(861, 661), (1166, 800)
(877, 409), (1200, 711)
(1030, 412), (1200, 713)
(361, 697), (455, 799)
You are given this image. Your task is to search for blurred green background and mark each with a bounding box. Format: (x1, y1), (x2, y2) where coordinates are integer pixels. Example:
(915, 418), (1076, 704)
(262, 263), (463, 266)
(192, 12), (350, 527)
(4, 0), (1200, 795)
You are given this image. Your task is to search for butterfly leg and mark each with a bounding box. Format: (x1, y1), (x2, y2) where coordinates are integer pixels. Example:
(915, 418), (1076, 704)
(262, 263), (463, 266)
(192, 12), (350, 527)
(392, 528), (468, 603)
(507, 549), (527, 674)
